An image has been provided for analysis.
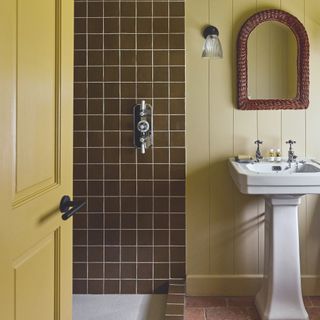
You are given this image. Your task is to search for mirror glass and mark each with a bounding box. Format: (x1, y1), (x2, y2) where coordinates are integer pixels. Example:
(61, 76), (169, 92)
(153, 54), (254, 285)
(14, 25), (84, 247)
(248, 21), (297, 99)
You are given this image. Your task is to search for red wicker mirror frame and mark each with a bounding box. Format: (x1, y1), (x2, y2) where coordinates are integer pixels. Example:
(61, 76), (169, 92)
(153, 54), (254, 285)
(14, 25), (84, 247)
(237, 9), (309, 110)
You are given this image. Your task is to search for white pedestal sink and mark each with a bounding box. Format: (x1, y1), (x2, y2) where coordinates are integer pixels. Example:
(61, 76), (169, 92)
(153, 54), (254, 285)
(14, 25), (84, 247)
(229, 159), (320, 320)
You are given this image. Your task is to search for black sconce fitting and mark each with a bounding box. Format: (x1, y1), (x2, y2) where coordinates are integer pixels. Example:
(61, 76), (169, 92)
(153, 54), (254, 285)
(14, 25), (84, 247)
(202, 25), (219, 38)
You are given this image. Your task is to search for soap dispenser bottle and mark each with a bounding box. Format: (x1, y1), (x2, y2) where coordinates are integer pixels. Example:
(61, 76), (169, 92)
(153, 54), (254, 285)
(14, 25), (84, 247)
(269, 149), (275, 162)
(275, 149), (281, 162)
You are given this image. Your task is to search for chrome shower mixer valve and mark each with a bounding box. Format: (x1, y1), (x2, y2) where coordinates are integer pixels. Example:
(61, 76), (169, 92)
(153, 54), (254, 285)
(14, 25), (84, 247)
(133, 100), (153, 154)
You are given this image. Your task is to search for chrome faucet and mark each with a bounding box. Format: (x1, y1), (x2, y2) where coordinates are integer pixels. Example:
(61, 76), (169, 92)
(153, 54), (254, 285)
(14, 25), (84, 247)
(286, 140), (297, 167)
(254, 140), (263, 162)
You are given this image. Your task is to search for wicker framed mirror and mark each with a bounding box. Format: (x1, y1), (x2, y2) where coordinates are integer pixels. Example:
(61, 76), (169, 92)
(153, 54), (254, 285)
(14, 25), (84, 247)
(237, 9), (309, 110)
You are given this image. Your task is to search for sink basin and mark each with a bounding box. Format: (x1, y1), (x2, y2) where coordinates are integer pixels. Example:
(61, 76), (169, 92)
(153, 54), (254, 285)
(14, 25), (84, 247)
(246, 161), (295, 173)
(229, 157), (320, 320)
(229, 159), (320, 194)
(246, 161), (320, 174)
(296, 163), (320, 173)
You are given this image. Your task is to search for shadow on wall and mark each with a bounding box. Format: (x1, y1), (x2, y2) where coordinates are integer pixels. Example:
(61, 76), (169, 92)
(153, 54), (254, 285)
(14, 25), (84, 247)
(307, 195), (320, 278)
(187, 157), (320, 277)
(187, 157), (265, 272)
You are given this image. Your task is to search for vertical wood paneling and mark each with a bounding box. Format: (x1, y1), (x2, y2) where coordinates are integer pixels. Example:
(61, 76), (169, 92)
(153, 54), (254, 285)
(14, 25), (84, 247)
(305, 0), (320, 276)
(280, 0), (308, 274)
(187, 0), (320, 295)
(186, 0), (211, 276)
(210, 0), (235, 274)
(256, 0), (281, 276)
(280, 1), (306, 156)
(233, 0), (260, 275)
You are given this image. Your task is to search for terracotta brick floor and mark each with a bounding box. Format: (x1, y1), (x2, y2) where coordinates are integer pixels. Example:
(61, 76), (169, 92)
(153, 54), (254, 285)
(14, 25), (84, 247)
(184, 296), (320, 320)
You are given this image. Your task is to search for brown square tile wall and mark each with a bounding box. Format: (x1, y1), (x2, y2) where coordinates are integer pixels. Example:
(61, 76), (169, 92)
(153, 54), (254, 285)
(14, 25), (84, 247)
(73, 0), (185, 294)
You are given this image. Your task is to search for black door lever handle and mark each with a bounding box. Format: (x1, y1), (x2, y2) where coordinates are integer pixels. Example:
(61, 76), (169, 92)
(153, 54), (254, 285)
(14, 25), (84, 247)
(59, 195), (86, 220)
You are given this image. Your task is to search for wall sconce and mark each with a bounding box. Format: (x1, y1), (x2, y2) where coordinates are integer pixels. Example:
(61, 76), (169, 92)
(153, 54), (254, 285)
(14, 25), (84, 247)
(202, 25), (223, 59)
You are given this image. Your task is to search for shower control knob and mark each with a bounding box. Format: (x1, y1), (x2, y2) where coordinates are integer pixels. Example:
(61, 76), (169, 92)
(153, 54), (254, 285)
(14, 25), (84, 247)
(137, 120), (150, 133)
(133, 101), (153, 155)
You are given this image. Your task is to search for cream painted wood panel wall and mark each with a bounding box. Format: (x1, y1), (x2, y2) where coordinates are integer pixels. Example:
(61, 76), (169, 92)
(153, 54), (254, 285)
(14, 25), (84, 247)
(186, 0), (320, 296)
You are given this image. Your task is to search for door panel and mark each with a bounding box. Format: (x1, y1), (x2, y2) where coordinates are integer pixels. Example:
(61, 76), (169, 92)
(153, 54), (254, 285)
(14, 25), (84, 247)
(14, 232), (57, 320)
(0, 0), (74, 319)
(16, 0), (60, 201)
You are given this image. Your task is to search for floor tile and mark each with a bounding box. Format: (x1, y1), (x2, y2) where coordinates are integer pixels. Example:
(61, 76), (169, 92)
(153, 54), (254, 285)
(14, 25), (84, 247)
(307, 307), (320, 320)
(185, 296), (226, 308)
(184, 296), (320, 320)
(310, 297), (320, 307)
(184, 307), (205, 320)
(304, 296), (313, 307)
(227, 297), (255, 307)
(246, 307), (260, 320)
(206, 307), (253, 320)
(165, 316), (184, 320)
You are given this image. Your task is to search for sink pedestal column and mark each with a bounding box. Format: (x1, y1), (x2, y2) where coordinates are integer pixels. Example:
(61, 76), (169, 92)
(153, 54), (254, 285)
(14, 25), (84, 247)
(255, 196), (309, 320)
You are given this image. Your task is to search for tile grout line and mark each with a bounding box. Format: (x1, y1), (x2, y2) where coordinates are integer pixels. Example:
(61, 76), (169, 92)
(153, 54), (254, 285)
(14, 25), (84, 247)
(168, 0), (172, 285)
(102, 0), (105, 294)
(74, 245), (186, 248)
(118, 0), (122, 294)
(85, 0), (89, 294)
(151, 0), (155, 294)
(74, 178), (186, 182)
(135, 0), (138, 294)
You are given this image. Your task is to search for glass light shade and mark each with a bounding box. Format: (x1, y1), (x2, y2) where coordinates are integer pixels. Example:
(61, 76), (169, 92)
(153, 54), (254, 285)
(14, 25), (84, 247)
(202, 34), (223, 58)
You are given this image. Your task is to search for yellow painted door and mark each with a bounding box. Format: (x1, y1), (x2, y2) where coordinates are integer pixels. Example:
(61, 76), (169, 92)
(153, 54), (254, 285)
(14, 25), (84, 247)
(0, 0), (74, 319)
